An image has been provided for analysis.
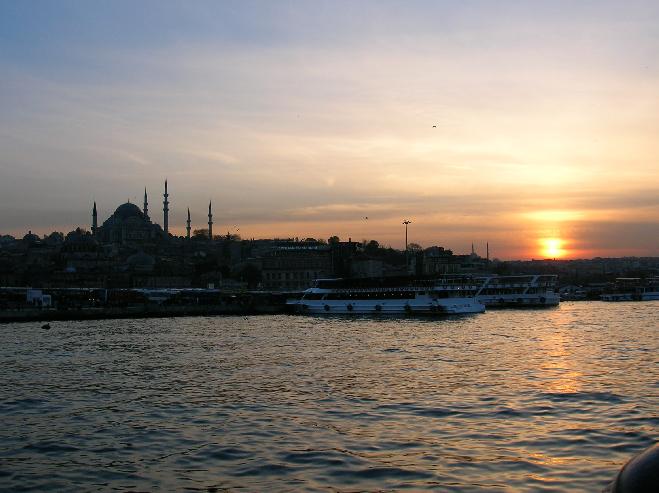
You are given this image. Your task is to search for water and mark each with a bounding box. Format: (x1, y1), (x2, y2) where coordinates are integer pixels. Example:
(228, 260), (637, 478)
(1, 302), (657, 492)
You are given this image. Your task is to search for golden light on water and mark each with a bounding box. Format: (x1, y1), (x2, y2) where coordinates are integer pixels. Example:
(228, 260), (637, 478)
(540, 237), (566, 259)
(539, 325), (583, 395)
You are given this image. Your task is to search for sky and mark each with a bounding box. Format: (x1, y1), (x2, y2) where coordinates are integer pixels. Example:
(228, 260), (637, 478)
(1, 0), (658, 260)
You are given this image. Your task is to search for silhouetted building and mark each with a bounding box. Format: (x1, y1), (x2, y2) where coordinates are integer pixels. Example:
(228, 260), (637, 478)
(259, 242), (332, 290)
(208, 201), (213, 239)
(422, 246), (459, 275)
(92, 201), (98, 236)
(143, 188), (149, 219)
(163, 180), (169, 234)
(96, 202), (166, 245)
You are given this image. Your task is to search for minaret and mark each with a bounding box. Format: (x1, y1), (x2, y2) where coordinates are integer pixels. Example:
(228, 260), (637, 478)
(186, 208), (191, 239)
(208, 201), (213, 240)
(163, 180), (169, 235)
(143, 187), (149, 219)
(92, 201), (98, 236)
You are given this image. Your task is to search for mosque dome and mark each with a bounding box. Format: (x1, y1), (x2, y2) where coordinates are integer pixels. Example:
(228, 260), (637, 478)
(22, 231), (40, 243)
(93, 183), (170, 245)
(63, 227), (98, 252)
(65, 228), (96, 244)
(113, 202), (144, 220)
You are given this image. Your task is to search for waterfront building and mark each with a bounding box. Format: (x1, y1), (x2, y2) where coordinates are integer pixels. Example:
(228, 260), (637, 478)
(421, 246), (460, 275)
(259, 241), (332, 291)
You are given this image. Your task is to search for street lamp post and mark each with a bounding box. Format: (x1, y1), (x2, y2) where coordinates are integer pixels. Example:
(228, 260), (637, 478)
(402, 220), (412, 250)
(402, 220), (412, 268)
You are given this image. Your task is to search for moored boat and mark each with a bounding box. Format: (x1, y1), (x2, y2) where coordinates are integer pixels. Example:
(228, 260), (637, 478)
(288, 277), (485, 315)
(601, 277), (659, 302)
(434, 274), (560, 307)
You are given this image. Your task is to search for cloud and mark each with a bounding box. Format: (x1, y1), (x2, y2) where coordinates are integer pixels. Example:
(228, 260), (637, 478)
(1, 2), (658, 258)
(564, 220), (659, 257)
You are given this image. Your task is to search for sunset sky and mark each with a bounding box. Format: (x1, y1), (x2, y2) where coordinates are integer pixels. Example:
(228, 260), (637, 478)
(1, 1), (657, 259)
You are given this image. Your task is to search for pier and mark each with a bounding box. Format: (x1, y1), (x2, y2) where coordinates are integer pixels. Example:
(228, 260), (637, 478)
(0, 288), (293, 322)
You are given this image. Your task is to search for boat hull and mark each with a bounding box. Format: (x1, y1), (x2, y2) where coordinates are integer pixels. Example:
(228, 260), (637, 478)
(477, 293), (560, 307)
(290, 298), (485, 315)
(601, 291), (659, 302)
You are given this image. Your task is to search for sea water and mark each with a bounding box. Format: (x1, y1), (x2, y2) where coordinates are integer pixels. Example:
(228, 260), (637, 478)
(1, 302), (657, 491)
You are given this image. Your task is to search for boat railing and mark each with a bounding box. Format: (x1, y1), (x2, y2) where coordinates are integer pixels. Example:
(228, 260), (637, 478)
(316, 286), (430, 294)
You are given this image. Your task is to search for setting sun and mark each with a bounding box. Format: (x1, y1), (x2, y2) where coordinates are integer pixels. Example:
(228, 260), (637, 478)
(540, 238), (566, 259)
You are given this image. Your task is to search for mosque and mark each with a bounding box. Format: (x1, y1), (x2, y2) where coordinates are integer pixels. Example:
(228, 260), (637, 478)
(92, 181), (214, 245)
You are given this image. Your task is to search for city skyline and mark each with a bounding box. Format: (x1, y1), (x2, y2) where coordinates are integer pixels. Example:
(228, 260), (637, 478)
(1, 1), (658, 260)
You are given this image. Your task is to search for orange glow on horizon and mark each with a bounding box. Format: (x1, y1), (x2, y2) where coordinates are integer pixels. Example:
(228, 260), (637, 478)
(540, 237), (566, 259)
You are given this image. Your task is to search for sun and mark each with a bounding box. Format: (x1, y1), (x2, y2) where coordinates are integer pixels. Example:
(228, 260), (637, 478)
(540, 238), (566, 259)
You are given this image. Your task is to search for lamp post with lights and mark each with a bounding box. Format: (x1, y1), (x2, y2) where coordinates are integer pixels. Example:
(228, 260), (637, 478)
(403, 219), (412, 269)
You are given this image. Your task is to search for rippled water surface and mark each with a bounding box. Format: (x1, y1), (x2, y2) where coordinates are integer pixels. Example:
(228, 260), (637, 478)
(1, 302), (657, 491)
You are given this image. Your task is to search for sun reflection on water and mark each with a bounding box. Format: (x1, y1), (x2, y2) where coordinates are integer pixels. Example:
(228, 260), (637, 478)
(539, 328), (583, 395)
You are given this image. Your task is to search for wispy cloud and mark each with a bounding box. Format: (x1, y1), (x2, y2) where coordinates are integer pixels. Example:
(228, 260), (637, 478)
(0, 1), (657, 257)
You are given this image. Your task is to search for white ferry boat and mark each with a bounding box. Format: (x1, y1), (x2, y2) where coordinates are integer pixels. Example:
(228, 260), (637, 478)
(601, 278), (659, 302)
(289, 278), (485, 315)
(434, 274), (560, 307)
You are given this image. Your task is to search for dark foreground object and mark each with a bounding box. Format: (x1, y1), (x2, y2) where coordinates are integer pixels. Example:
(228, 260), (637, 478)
(0, 294), (293, 322)
(604, 443), (659, 492)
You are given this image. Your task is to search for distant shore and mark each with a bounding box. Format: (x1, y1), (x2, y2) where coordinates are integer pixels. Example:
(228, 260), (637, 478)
(0, 302), (292, 323)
